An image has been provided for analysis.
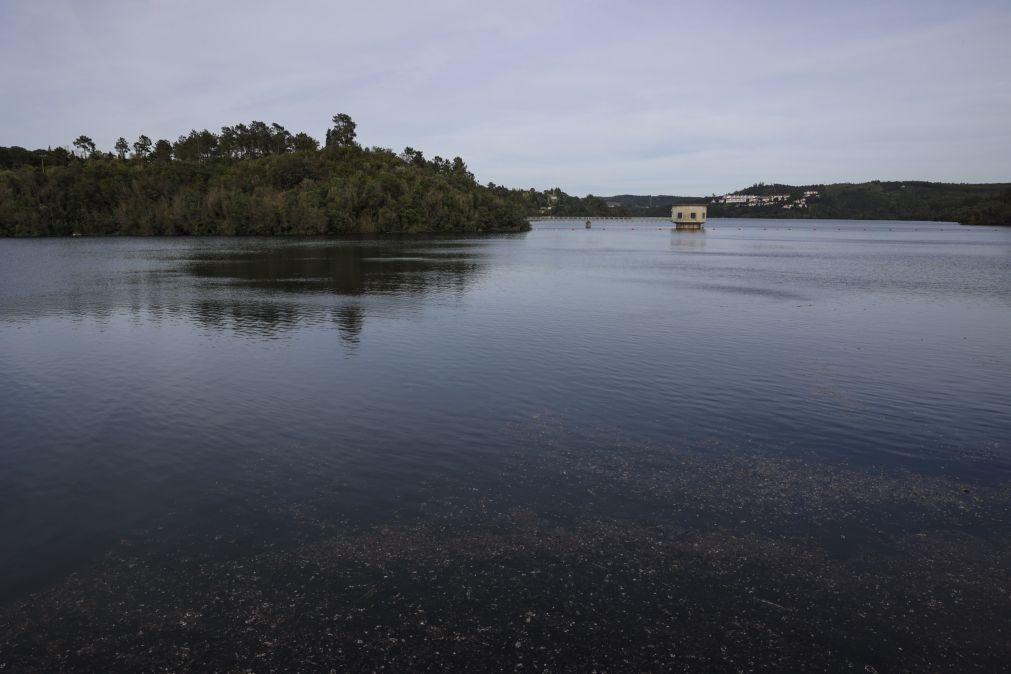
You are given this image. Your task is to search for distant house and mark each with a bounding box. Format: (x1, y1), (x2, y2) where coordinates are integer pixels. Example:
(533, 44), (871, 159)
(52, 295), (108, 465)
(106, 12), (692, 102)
(803, 190), (819, 198)
(606, 201), (622, 208)
(720, 193), (801, 206)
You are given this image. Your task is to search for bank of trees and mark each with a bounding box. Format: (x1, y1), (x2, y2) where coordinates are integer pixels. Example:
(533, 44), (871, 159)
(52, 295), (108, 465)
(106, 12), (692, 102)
(0, 115), (533, 236)
(958, 186), (1011, 226)
(699, 181), (1011, 224)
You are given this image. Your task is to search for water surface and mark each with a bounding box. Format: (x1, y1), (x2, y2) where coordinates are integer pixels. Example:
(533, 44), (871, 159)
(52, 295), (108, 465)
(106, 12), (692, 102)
(1, 220), (1009, 669)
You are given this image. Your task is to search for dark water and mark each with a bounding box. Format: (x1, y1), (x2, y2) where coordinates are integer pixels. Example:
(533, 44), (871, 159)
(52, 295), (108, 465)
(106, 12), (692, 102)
(2, 220), (1010, 669)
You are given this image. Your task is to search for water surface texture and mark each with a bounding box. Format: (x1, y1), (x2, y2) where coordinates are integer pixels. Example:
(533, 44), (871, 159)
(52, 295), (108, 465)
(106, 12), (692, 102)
(2, 220), (1010, 670)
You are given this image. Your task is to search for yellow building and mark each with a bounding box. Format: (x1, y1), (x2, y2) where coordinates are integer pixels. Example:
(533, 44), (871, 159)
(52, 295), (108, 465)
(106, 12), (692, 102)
(672, 204), (707, 230)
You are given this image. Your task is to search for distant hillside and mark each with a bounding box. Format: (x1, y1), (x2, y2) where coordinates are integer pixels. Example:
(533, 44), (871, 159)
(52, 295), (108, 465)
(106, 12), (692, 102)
(603, 181), (1011, 224)
(950, 185), (1011, 226)
(598, 195), (704, 211)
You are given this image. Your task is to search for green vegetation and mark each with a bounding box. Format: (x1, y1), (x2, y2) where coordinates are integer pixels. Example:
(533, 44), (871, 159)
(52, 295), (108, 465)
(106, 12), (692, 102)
(0, 115), (530, 236)
(5, 119), (1007, 234)
(607, 182), (1011, 224)
(957, 186), (1011, 226)
(594, 194), (699, 215)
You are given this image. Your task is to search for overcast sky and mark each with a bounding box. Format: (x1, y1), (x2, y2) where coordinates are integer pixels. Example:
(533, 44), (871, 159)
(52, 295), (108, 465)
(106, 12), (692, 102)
(1, 0), (1008, 195)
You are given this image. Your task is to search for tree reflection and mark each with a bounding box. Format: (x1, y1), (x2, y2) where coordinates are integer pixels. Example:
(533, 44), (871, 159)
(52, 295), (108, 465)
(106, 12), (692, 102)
(177, 239), (490, 340)
(186, 240), (486, 296)
(0, 237), (499, 344)
(332, 304), (364, 345)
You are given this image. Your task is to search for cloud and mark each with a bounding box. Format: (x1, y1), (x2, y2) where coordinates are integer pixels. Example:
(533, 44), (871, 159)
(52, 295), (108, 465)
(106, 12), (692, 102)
(1, 0), (1008, 195)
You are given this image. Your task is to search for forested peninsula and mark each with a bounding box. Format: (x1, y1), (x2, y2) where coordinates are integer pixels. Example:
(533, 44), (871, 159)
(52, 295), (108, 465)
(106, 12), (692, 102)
(0, 115), (541, 236)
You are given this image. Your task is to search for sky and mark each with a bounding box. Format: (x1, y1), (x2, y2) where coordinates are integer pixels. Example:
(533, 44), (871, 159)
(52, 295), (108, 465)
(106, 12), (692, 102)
(1, 0), (1009, 195)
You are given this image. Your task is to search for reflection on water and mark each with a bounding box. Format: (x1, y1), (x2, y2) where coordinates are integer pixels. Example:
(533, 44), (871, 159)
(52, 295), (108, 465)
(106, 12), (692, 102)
(0, 237), (496, 341)
(669, 232), (707, 251)
(185, 241), (486, 295)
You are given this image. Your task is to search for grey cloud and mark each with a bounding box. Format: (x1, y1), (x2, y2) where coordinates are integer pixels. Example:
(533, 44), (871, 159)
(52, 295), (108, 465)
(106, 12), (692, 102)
(1, 0), (1008, 195)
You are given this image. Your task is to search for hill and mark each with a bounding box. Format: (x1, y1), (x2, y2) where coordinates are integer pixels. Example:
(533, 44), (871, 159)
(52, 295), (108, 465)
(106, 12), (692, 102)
(603, 181), (1011, 224)
(0, 115), (530, 236)
(4, 121), (1009, 235)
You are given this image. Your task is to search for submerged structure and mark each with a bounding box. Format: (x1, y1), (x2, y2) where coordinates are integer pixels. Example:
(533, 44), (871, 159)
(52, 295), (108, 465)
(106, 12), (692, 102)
(672, 204), (706, 230)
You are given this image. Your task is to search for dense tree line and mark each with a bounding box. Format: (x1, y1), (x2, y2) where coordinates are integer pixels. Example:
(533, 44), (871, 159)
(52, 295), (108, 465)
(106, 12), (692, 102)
(958, 186), (1011, 226)
(706, 181), (1011, 224)
(606, 181), (1011, 224)
(0, 145), (74, 171)
(479, 186), (629, 217)
(22, 117), (1001, 232)
(0, 115), (535, 236)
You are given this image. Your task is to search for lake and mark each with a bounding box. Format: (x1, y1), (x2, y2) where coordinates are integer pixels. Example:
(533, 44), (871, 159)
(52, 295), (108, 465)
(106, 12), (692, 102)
(1, 219), (1009, 670)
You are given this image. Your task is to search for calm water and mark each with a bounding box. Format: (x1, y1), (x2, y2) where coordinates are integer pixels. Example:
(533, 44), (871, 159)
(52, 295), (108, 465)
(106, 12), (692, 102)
(2, 219), (1010, 611)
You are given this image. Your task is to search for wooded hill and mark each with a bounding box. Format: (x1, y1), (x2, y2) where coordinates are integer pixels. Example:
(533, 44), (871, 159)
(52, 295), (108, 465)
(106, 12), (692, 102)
(0, 115), (533, 236)
(605, 181), (1011, 225)
(4, 118), (1008, 234)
